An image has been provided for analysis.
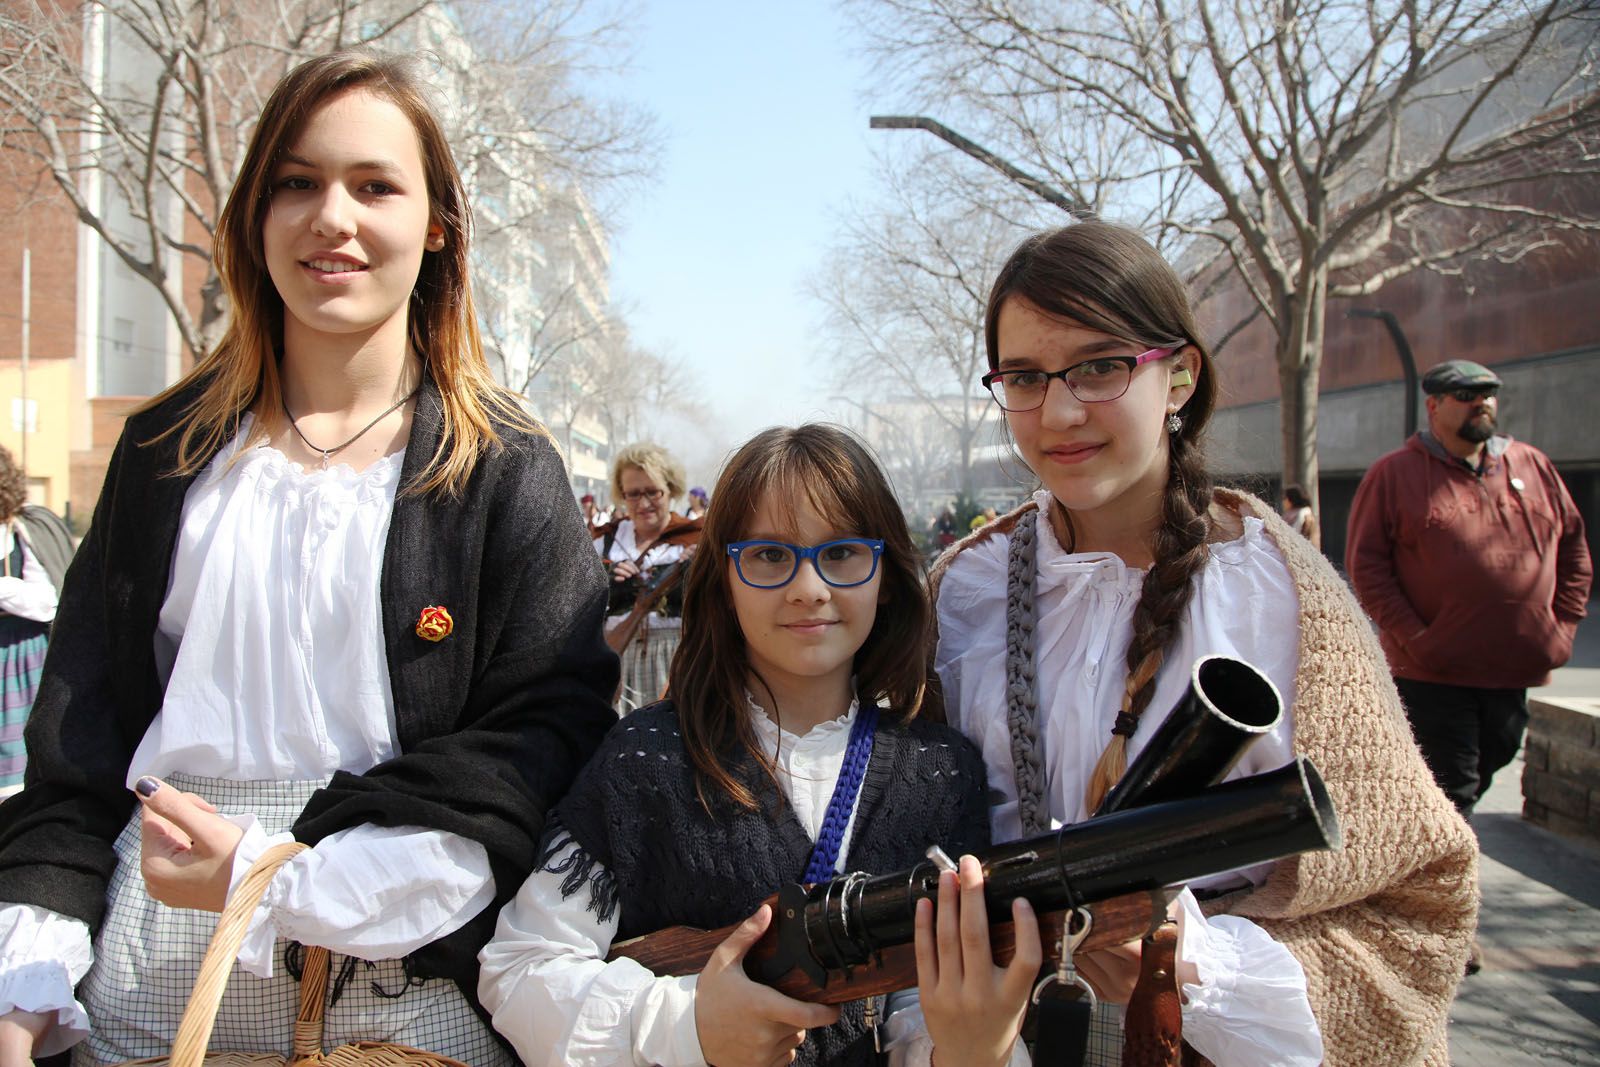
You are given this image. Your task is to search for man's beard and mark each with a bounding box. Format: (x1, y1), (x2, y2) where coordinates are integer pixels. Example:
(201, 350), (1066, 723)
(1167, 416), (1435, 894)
(1459, 411), (1496, 443)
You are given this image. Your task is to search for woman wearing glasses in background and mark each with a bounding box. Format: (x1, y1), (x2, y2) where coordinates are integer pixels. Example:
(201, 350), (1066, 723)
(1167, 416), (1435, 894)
(928, 222), (1477, 1065)
(595, 443), (700, 712)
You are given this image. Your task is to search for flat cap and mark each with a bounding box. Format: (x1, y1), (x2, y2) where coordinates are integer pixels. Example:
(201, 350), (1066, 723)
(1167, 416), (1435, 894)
(1421, 359), (1501, 394)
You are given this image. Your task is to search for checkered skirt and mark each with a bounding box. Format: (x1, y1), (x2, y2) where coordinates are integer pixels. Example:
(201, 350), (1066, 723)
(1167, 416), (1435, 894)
(72, 774), (512, 1067)
(616, 618), (680, 714)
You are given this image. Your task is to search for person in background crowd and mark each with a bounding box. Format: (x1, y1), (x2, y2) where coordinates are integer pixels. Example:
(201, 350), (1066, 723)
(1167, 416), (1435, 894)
(933, 222), (1477, 1065)
(580, 493), (602, 532)
(595, 443), (699, 712)
(0, 50), (616, 1065)
(685, 485), (709, 521)
(1347, 359), (1591, 817)
(1280, 484), (1319, 549)
(0, 446), (61, 798)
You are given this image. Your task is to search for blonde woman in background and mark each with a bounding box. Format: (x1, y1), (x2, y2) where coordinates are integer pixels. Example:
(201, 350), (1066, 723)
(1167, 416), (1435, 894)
(595, 443), (700, 712)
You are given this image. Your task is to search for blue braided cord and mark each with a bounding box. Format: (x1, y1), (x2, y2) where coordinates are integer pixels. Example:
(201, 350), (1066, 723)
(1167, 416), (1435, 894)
(802, 703), (879, 884)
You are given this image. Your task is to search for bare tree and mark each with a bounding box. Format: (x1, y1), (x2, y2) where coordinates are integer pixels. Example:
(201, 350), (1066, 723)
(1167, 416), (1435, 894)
(0, 0), (656, 365)
(813, 155), (1043, 499)
(849, 0), (1600, 503)
(528, 314), (699, 466)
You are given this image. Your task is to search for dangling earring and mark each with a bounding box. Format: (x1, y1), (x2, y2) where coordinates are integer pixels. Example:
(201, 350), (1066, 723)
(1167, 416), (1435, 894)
(1166, 412), (1184, 434)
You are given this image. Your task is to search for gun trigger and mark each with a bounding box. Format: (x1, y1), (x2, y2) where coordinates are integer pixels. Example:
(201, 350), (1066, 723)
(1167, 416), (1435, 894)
(863, 994), (882, 1053)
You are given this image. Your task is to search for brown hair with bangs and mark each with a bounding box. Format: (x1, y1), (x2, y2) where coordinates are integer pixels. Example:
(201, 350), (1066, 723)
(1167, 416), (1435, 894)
(669, 424), (931, 812)
(135, 49), (537, 494)
(985, 221), (1220, 811)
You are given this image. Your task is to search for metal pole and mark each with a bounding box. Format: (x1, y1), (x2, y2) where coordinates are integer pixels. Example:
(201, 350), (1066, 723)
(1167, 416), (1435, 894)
(1345, 308), (1418, 439)
(20, 247), (29, 472)
(868, 116), (1092, 218)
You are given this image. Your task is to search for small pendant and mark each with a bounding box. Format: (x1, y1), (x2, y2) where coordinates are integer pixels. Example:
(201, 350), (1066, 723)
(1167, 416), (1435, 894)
(320, 450), (331, 470)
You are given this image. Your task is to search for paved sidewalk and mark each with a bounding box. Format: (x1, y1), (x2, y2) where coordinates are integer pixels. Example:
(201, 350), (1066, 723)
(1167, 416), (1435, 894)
(1449, 753), (1600, 1063)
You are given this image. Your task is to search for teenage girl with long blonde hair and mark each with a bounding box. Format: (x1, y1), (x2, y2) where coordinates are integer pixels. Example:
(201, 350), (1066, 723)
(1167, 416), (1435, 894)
(0, 51), (615, 1065)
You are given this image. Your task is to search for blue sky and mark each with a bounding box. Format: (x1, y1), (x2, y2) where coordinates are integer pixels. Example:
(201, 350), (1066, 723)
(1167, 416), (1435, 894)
(599, 2), (886, 481)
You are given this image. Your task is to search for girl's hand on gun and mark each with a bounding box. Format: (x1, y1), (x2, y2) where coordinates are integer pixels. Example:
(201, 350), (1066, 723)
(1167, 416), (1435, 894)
(610, 559), (640, 582)
(696, 904), (840, 1067)
(136, 776), (244, 913)
(0, 1009), (49, 1067)
(915, 854), (1041, 1067)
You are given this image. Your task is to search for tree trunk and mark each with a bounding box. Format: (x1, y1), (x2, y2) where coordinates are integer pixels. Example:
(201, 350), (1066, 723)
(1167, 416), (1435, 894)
(1275, 268), (1327, 514)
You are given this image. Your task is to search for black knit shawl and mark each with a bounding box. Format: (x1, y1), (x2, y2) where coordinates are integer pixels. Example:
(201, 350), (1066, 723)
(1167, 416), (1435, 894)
(0, 376), (620, 993)
(545, 701), (993, 1066)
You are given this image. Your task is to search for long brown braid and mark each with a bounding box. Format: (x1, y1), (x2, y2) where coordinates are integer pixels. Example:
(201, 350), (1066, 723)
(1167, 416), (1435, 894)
(982, 222), (1221, 813)
(1082, 432), (1215, 811)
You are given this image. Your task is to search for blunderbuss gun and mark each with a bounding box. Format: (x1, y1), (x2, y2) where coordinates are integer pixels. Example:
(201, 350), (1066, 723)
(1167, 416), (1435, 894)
(609, 655), (1343, 1005)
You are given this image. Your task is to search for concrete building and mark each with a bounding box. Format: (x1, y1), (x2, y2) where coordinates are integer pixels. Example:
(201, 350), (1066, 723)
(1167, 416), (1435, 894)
(521, 190), (615, 502)
(0, 2), (190, 526)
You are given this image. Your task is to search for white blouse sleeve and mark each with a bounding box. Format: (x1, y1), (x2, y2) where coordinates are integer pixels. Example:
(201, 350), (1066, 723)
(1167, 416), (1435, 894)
(477, 840), (705, 1067)
(1174, 890), (1322, 1066)
(225, 818), (495, 978)
(0, 533), (59, 624)
(0, 903), (93, 1056)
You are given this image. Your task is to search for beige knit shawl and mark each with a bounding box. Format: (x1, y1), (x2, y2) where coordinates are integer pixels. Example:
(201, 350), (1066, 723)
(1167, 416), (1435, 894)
(930, 490), (1479, 1066)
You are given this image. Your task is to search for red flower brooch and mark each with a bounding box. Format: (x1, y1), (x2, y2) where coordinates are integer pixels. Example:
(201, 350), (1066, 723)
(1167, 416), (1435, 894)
(416, 605), (453, 642)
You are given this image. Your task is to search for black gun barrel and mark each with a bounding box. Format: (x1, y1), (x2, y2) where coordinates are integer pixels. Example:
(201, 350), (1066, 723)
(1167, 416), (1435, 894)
(786, 757), (1339, 975)
(1096, 654), (1283, 815)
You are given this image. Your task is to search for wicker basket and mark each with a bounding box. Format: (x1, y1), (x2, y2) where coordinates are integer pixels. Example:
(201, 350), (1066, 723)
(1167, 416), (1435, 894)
(117, 842), (468, 1067)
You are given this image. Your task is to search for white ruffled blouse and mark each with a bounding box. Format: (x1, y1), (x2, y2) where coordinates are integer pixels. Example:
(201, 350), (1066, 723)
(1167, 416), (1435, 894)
(0, 522), (59, 626)
(0, 419), (492, 1055)
(933, 491), (1322, 1066)
(478, 699), (1032, 1067)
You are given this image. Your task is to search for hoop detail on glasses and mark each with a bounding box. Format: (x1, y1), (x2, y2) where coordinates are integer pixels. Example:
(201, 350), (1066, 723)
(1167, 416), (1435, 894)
(981, 346), (1178, 411)
(727, 538), (886, 589)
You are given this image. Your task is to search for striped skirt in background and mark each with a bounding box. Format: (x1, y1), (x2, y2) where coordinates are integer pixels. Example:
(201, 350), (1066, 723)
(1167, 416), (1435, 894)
(0, 614), (49, 795)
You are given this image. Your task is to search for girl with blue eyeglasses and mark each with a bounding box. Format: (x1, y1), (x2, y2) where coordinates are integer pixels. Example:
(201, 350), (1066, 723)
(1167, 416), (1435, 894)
(480, 423), (1042, 1067)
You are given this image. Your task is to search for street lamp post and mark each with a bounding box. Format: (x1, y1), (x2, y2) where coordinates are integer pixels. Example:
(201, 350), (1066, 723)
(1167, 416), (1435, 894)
(1345, 308), (1419, 439)
(868, 116), (1091, 218)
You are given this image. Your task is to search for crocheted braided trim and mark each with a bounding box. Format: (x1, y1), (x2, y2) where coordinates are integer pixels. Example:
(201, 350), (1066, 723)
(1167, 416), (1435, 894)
(1004, 507), (1050, 837)
(802, 704), (880, 884)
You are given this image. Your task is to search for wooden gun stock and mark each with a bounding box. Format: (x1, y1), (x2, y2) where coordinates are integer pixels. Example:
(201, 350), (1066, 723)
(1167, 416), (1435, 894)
(608, 886), (1175, 1006)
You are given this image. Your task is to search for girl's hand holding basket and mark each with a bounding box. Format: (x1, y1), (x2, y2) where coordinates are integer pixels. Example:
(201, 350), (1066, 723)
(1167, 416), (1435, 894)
(136, 777), (243, 913)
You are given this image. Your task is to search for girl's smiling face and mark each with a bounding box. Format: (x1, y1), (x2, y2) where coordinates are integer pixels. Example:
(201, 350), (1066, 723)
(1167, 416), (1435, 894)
(263, 88), (443, 347)
(729, 493), (882, 707)
(996, 295), (1198, 545)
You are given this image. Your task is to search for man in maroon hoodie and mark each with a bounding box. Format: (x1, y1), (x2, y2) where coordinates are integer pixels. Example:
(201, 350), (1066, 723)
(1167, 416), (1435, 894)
(1347, 359), (1592, 817)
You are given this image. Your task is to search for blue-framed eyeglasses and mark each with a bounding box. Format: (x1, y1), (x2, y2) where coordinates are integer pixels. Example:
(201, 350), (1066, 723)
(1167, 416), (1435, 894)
(727, 538), (886, 589)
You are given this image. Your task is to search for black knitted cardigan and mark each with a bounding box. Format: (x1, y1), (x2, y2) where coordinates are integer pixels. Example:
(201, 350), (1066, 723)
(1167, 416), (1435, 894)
(544, 700), (993, 1067)
(0, 374), (620, 1003)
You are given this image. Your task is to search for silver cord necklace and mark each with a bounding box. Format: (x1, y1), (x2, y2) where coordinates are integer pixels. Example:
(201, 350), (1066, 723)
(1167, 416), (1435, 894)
(282, 383), (421, 470)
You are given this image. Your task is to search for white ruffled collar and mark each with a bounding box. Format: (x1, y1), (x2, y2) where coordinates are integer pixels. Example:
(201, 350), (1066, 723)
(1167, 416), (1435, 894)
(745, 690), (859, 747)
(1028, 490), (1268, 592)
(202, 412), (407, 493)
